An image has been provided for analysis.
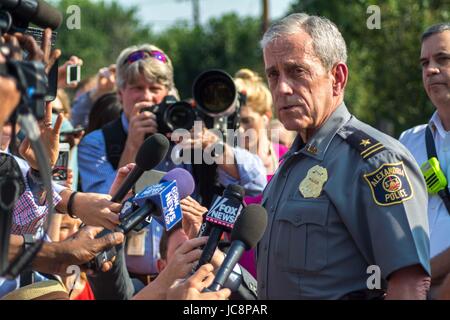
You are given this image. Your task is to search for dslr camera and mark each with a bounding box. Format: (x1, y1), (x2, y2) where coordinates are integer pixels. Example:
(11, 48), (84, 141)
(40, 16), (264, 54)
(141, 95), (197, 135)
(142, 69), (246, 138)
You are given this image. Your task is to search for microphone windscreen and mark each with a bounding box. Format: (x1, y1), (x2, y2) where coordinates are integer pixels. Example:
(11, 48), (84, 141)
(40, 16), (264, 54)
(35, 0), (63, 29)
(224, 184), (245, 201)
(231, 204), (267, 249)
(161, 168), (195, 199)
(136, 133), (170, 171)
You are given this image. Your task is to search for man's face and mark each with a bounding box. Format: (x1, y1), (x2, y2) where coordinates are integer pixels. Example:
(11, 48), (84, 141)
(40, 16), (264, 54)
(263, 32), (335, 134)
(59, 215), (82, 242)
(421, 30), (450, 109)
(118, 73), (169, 119)
(157, 228), (189, 272)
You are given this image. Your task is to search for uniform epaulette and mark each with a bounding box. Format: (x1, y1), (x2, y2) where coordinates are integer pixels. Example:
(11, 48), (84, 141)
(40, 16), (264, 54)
(344, 128), (386, 160)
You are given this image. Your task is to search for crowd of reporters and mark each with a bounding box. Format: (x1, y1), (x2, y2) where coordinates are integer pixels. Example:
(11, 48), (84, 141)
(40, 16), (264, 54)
(0, 0), (296, 300)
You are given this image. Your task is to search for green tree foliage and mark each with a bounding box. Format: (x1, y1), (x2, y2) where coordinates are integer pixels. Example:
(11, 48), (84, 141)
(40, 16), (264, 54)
(288, 0), (449, 136)
(53, 0), (264, 101)
(154, 14), (263, 99)
(52, 0), (449, 136)
(54, 0), (153, 79)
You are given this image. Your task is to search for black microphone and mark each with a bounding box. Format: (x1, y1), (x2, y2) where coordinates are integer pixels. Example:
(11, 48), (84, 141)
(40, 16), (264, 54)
(206, 204), (267, 292)
(197, 185), (245, 238)
(111, 133), (170, 203)
(34, 0), (63, 29)
(2, 0), (63, 30)
(192, 184), (245, 273)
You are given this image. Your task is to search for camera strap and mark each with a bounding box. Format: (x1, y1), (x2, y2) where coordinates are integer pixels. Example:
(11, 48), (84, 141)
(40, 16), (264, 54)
(425, 125), (450, 214)
(0, 153), (25, 276)
(102, 114), (127, 170)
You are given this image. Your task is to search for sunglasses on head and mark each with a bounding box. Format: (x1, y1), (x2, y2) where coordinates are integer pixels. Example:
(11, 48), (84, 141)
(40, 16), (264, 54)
(123, 50), (168, 65)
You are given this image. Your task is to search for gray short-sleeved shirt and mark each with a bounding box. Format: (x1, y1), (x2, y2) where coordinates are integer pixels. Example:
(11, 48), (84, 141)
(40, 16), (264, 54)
(257, 103), (430, 300)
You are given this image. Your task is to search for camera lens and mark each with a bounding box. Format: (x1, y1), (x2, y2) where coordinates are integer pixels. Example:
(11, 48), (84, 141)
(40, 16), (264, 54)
(165, 101), (196, 131)
(200, 81), (234, 112)
(192, 69), (238, 117)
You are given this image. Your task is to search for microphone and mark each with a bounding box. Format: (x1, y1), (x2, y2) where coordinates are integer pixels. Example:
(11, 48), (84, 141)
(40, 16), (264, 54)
(192, 184), (245, 272)
(2, 0), (63, 30)
(120, 168), (195, 232)
(197, 185), (245, 237)
(34, 0), (63, 29)
(206, 204), (267, 292)
(87, 168), (195, 271)
(111, 133), (170, 203)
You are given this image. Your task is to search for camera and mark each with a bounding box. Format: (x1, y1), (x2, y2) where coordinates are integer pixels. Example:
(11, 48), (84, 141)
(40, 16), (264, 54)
(192, 69), (245, 137)
(142, 95), (197, 135)
(66, 64), (81, 85)
(52, 142), (70, 185)
(0, 0), (62, 33)
(0, 60), (48, 120)
(0, 1), (62, 120)
(140, 70), (246, 137)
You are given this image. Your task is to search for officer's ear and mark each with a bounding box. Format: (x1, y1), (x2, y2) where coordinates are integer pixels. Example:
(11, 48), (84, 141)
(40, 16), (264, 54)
(331, 62), (348, 97)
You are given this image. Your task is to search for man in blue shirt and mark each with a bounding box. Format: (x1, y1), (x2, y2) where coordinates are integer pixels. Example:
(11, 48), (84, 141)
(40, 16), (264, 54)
(78, 43), (267, 278)
(78, 43), (267, 197)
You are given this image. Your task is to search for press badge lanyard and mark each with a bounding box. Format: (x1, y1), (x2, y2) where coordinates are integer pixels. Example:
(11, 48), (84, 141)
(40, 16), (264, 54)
(423, 125), (450, 215)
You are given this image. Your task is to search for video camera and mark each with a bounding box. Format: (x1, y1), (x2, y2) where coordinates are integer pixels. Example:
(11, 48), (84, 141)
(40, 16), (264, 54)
(0, 0), (62, 33)
(0, 0), (62, 120)
(144, 69), (245, 138)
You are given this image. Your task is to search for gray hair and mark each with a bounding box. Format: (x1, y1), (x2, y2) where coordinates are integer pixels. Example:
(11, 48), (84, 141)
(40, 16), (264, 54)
(260, 13), (347, 71)
(422, 23), (450, 42)
(116, 44), (176, 94)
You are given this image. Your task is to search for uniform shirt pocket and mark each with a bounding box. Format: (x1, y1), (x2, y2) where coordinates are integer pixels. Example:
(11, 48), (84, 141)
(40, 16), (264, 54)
(274, 198), (329, 273)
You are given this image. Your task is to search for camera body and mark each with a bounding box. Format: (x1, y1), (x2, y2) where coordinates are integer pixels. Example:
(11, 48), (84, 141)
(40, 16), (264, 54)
(0, 60), (48, 120)
(66, 64), (81, 85)
(141, 95), (197, 135)
(52, 142), (70, 186)
(140, 70), (245, 138)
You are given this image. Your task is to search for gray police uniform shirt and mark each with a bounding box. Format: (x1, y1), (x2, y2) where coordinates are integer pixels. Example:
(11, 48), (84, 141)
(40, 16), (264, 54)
(257, 103), (430, 300)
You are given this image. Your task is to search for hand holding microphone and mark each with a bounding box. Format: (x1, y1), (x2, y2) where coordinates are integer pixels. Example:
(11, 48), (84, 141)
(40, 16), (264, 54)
(82, 133), (169, 271)
(87, 168), (196, 272)
(205, 204), (267, 292)
(111, 133), (170, 203)
(192, 184), (245, 273)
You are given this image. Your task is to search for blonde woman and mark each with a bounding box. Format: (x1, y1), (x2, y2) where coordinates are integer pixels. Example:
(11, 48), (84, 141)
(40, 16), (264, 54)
(235, 68), (289, 176)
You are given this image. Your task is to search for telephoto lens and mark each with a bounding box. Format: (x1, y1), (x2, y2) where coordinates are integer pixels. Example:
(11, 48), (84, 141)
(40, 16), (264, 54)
(192, 69), (240, 118)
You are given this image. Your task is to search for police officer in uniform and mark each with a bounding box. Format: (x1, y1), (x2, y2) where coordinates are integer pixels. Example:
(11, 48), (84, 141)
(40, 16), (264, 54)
(257, 13), (431, 299)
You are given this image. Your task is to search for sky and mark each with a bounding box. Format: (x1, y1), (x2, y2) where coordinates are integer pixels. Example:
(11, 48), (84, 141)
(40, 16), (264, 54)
(105, 0), (295, 33)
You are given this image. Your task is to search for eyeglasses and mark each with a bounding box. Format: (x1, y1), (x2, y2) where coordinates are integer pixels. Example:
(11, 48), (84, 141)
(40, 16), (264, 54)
(123, 50), (168, 65)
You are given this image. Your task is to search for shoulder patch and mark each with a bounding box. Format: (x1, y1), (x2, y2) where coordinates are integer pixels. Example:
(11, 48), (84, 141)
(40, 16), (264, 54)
(345, 128), (386, 160)
(363, 162), (414, 206)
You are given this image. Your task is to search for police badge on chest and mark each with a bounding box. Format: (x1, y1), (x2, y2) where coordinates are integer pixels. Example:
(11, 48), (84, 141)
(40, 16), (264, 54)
(299, 165), (328, 198)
